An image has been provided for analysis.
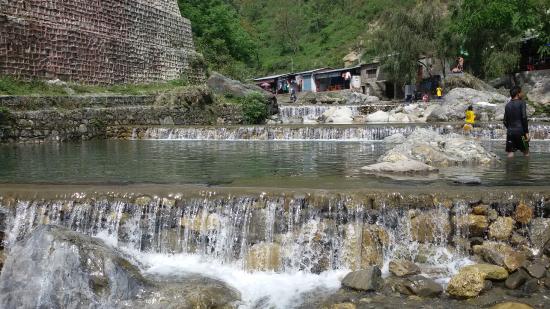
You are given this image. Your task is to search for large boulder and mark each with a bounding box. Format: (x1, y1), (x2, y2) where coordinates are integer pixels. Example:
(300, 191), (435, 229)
(320, 107), (354, 124)
(514, 202), (533, 225)
(366, 110), (390, 123)
(504, 268), (531, 289)
(378, 128), (498, 168)
(0, 225), (240, 308)
(207, 72), (278, 115)
(389, 260), (421, 277)
(341, 266), (383, 291)
(488, 217), (515, 240)
(515, 69), (550, 105)
(427, 87), (512, 122)
(473, 242), (527, 272)
(447, 268), (486, 298)
(461, 264), (509, 280)
(455, 214), (489, 237)
(393, 275), (443, 298)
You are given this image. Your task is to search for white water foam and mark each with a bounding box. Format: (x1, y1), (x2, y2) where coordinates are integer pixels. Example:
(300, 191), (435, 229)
(91, 232), (347, 308)
(133, 252), (347, 309)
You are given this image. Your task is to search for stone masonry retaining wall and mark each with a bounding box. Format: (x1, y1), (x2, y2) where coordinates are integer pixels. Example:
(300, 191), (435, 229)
(0, 0), (202, 84)
(0, 94), (243, 142)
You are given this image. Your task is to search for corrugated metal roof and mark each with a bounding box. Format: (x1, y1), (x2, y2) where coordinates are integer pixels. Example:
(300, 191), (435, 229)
(253, 73), (290, 81)
(314, 65), (361, 75)
(293, 67), (330, 75)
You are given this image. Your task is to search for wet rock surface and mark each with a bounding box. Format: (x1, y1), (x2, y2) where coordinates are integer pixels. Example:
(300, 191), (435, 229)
(0, 225), (241, 309)
(447, 268), (487, 298)
(341, 267), (382, 291)
(388, 260), (421, 277)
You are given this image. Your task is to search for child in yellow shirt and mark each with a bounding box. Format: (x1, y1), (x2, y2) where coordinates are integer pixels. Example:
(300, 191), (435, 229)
(464, 105), (475, 132)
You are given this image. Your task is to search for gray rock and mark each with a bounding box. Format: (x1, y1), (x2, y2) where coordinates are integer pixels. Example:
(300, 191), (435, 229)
(361, 160), (437, 174)
(487, 209), (499, 222)
(389, 260), (421, 277)
(378, 128), (498, 168)
(427, 87), (508, 122)
(529, 218), (550, 253)
(0, 225), (241, 308)
(400, 275), (443, 298)
(383, 133), (406, 144)
(515, 69), (550, 105)
(525, 262), (546, 279)
(522, 278), (539, 294)
(505, 269), (530, 289)
(207, 72), (278, 115)
(341, 267), (382, 291)
(453, 176), (482, 185)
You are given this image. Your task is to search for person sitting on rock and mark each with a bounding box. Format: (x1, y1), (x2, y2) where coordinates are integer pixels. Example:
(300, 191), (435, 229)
(463, 105), (475, 132)
(436, 85), (443, 100)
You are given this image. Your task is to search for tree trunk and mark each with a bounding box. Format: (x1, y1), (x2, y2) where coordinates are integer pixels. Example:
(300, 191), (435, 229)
(393, 82), (398, 100)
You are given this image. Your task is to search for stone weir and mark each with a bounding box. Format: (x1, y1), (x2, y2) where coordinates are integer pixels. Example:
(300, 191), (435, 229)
(0, 186), (549, 307)
(1, 187), (549, 273)
(110, 123), (550, 141)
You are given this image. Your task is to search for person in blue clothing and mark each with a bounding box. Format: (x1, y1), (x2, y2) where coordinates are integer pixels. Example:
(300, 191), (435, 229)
(503, 85), (530, 158)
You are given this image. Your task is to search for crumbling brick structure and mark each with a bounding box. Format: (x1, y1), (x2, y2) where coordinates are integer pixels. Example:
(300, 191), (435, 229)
(0, 0), (202, 84)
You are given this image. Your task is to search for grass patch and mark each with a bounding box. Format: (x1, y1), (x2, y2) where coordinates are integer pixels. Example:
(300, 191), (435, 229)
(0, 75), (190, 96)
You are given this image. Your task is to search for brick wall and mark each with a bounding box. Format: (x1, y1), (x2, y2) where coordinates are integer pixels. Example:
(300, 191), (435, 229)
(0, 0), (201, 84)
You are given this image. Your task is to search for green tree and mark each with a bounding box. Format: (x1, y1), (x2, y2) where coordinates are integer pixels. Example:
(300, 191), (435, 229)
(448, 0), (540, 79)
(370, 1), (447, 98)
(178, 0), (258, 79)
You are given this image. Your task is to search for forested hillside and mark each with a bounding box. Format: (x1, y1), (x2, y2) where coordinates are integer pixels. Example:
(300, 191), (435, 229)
(178, 0), (549, 81)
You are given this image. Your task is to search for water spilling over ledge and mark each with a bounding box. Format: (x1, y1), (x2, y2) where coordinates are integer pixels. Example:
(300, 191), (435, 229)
(109, 123), (550, 141)
(1, 186), (549, 307)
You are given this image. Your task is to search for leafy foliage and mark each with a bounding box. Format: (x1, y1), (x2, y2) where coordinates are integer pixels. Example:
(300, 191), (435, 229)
(0, 106), (13, 126)
(370, 1), (447, 97)
(237, 92), (268, 124)
(0, 75), (189, 96)
(177, 0), (258, 80)
(447, 0), (544, 78)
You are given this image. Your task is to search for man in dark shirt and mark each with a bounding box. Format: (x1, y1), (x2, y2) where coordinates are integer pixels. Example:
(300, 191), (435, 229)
(503, 86), (530, 158)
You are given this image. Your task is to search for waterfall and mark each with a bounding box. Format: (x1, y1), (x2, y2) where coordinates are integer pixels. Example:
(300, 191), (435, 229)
(1, 190), (548, 308)
(128, 123), (550, 141)
(1, 192), (482, 276)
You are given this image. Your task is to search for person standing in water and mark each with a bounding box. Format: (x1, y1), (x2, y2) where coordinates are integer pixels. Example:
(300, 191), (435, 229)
(503, 86), (530, 158)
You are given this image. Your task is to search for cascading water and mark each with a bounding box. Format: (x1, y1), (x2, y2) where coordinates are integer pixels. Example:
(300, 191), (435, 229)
(278, 105), (364, 123)
(1, 190), (549, 308)
(128, 123), (550, 141)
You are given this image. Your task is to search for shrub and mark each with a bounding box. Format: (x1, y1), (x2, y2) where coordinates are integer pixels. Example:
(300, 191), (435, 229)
(238, 92), (268, 124)
(0, 107), (13, 126)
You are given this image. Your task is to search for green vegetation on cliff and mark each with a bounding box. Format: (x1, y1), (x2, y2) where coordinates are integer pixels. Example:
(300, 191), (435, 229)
(178, 0), (549, 82)
(0, 76), (189, 96)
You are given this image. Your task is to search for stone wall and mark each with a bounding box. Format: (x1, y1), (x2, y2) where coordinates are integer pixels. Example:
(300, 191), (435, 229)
(0, 91), (243, 142)
(0, 0), (202, 84)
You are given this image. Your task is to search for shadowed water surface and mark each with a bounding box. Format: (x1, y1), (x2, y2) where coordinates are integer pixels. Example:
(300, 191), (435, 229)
(1, 140), (550, 188)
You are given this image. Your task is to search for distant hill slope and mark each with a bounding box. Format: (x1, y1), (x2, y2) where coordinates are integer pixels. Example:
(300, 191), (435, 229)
(179, 0), (415, 79)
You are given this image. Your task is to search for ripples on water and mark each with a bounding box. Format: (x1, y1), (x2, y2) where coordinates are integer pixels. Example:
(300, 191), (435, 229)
(1, 140), (550, 187)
